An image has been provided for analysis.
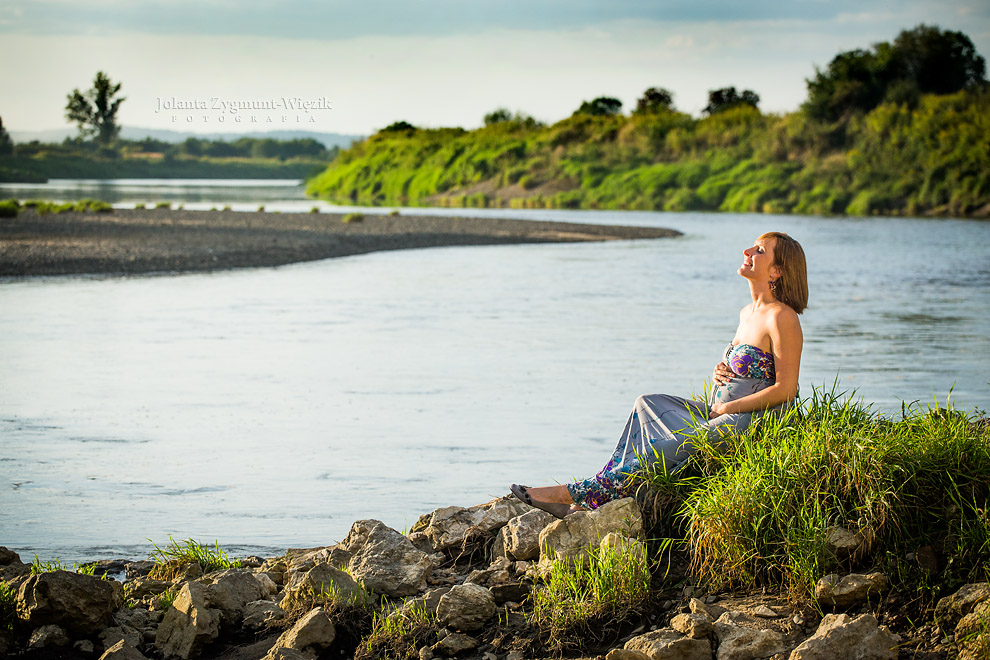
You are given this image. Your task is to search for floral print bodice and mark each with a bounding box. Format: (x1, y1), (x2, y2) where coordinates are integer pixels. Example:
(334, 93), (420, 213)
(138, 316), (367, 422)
(724, 343), (776, 381)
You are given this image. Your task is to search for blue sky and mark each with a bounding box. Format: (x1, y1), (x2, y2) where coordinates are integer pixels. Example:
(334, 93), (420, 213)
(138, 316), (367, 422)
(1, 0), (987, 137)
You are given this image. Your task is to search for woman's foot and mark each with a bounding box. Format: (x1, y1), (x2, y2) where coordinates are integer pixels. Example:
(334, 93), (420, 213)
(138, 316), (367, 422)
(510, 484), (572, 519)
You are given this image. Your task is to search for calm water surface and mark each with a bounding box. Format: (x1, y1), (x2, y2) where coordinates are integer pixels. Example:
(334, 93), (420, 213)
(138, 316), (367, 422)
(1, 180), (988, 563)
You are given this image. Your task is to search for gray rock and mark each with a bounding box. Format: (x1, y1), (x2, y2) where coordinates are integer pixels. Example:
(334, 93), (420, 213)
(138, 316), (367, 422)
(266, 648), (310, 660)
(814, 573), (888, 608)
(436, 583), (496, 632)
(242, 599), (285, 630)
(826, 526), (868, 559)
(624, 628), (712, 659)
(671, 613), (714, 639)
(28, 624), (71, 648)
(124, 577), (171, 600)
(0, 547), (30, 582)
(16, 570), (123, 636)
(955, 600), (990, 659)
(788, 613), (899, 660)
(100, 624), (143, 650)
(751, 606), (778, 619)
(281, 562), (365, 612)
(200, 568), (268, 624)
(124, 561), (156, 581)
(935, 582), (990, 631)
(538, 498), (645, 568)
(713, 611), (786, 660)
(394, 587), (452, 619)
(690, 598), (726, 620)
(99, 639), (149, 660)
(154, 581), (220, 660)
(76, 639), (96, 654)
(502, 509), (555, 560)
(347, 521), (434, 598)
(266, 607), (335, 659)
(418, 497), (530, 552)
(490, 583), (530, 605)
(432, 631), (477, 656)
(606, 649), (652, 660)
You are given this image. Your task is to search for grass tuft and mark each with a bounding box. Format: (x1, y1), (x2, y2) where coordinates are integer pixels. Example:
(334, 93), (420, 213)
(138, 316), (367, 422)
(0, 581), (16, 632)
(147, 536), (241, 580)
(30, 554), (104, 577)
(354, 604), (439, 660)
(342, 212), (364, 223)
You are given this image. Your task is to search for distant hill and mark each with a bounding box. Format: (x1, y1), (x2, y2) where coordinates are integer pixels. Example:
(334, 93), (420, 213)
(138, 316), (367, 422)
(9, 127), (365, 149)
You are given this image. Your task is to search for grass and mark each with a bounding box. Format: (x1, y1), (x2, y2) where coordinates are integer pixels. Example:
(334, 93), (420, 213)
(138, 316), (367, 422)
(29, 554), (104, 577)
(529, 541), (652, 654)
(0, 581), (16, 633)
(147, 536), (241, 580)
(354, 605), (439, 660)
(342, 212), (364, 223)
(7, 198), (113, 215)
(630, 385), (990, 603)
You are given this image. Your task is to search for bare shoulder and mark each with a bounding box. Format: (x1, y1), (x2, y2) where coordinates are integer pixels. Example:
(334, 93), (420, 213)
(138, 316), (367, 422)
(767, 303), (802, 334)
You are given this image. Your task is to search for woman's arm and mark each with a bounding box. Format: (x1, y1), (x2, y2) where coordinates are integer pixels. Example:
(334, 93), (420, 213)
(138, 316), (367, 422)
(710, 307), (803, 416)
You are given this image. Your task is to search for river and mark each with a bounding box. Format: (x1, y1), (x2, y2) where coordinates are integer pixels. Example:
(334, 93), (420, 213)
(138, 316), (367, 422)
(1, 179), (987, 564)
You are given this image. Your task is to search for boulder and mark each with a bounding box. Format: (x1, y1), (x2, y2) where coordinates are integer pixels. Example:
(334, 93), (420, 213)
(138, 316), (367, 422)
(788, 613), (899, 660)
(623, 628), (712, 659)
(432, 631), (477, 656)
(671, 613), (714, 639)
(955, 600), (990, 660)
(465, 557), (513, 587)
(606, 650), (652, 660)
(124, 561), (156, 580)
(393, 587), (452, 619)
(436, 583), (496, 632)
(100, 639), (150, 660)
(100, 624), (143, 650)
(538, 498), (644, 568)
(200, 568), (268, 624)
(935, 582), (990, 630)
(154, 581), (220, 660)
(242, 599), (286, 630)
(124, 577), (171, 600)
(713, 611), (786, 660)
(16, 569), (123, 636)
(416, 497), (529, 552)
(347, 521), (434, 598)
(814, 573), (888, 608)
(600, 532), (649, 568)
(0, 547), (30, 581)
(265, 607), (335, 659)
(281, 562), (365, 612)
(826, 526), (869, 559)
(690, 598), (726, 621)
(27, 623), (72, 649)
(266, 648), (310, 660)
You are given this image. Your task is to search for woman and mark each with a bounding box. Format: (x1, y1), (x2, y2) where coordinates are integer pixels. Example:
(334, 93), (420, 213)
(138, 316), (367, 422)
(511, 232), (808, 518)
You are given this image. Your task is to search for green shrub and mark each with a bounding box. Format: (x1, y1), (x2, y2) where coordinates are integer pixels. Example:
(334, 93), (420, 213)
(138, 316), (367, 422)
(342, 212), (364, 223)
(154, 202), (171, 209)
(134, 203), (146, 209)
(354, 605), (438, 660)
(310, 206), (320, 213)
(0, 581), (16, 632)
(0, 199), (19, 217)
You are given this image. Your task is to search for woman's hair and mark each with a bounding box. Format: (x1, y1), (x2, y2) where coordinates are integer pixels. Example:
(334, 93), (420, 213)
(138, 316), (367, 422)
(760, 231), (808, 314)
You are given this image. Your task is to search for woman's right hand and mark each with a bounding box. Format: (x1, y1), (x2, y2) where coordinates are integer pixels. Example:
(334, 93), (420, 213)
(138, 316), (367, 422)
(712, 361), (734, 387)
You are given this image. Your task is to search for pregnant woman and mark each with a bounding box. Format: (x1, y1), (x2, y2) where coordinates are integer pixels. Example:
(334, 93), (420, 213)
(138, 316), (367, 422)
(511, 231), (808, 518)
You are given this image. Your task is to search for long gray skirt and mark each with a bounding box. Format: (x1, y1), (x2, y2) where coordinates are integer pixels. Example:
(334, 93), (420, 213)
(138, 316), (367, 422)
(565, 377), (791, 509)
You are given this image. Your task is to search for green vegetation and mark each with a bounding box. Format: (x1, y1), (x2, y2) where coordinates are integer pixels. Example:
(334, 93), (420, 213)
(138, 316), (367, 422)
(29, 554), (102, 576)
(530, 543), (652, 654)
(354, 606), (439, 660)
(308, 25), (989, 217)
(0, 198), (18, 217)
(155, 586), (178, 611)
(0, 116), (13, 157)
(147, 536), (241, 580)
(65, 71), (125, 146)
(4, 198), (114, 215)
(0, 581), (17, 633)
(631, 387), (990, 602)
(342, 212), (364, 223)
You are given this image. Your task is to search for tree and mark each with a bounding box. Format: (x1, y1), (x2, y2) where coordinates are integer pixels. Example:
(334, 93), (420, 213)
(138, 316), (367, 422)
(804, 24), (987, 121)
(633, 87), (675, 114)
(484, 108), (513, 125)
(65, 71), (125, 145)
(380, 120), (416, 133)
(0, 116), (13, 156)
(574, 97), (623, 116)
(703, 87), (760, 115)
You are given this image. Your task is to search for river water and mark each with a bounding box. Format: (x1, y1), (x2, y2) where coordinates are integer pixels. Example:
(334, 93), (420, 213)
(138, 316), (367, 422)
(1, 180), (988, 564)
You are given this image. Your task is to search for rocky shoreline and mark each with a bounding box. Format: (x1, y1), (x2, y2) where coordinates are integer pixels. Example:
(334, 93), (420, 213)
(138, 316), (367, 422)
(1, 495), (987, 660)
(0, 208), (681, 277)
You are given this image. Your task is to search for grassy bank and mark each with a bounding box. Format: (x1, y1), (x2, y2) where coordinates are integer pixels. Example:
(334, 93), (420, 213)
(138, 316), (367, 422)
(0, 153), (327, 182)
(306, 90), (990, 217)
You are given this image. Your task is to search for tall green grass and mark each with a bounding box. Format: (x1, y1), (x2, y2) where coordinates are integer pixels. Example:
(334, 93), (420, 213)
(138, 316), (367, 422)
(633, 386), (990, 599)
(147, 536), (241, 579)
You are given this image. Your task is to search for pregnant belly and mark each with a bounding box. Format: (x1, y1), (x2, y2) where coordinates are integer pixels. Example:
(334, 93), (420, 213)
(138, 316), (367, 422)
(714, 377), (772, 404)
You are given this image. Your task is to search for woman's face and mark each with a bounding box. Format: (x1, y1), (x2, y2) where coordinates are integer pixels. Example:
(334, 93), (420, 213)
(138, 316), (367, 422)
(739, 236), (779, 282)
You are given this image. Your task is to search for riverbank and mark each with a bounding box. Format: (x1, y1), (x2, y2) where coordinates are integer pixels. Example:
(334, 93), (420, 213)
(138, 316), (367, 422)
(0, 208), (680, 277)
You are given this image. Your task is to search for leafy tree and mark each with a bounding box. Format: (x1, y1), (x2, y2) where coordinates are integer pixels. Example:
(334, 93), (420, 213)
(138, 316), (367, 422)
(65, 71), (126, 145)
(574, 97), (623, 116)
(380, 121), (417, 133)
(484, 108), (513, 125)
(634, 87), (675, 114)
(0, 116), (13, 156)
(804, 24), (987, 121)
(703, 87), (760, 115)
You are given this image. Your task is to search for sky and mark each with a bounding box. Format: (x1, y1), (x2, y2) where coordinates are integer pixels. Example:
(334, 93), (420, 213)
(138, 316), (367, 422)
(1, 0), (988, 138)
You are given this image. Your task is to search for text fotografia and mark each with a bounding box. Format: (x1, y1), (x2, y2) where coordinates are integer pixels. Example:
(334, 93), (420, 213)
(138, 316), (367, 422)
(155, 96), (333, 114)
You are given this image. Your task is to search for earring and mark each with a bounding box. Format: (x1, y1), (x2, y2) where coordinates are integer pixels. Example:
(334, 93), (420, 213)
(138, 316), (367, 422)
(769, 278), (779, 296)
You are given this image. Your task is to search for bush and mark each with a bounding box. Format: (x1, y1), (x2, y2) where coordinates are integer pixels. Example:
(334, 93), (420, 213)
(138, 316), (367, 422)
(0, 199), (19, 217)
(342, 212), (364, 223)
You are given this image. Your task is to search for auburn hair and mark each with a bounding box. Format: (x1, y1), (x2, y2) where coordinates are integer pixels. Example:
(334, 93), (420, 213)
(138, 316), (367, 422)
(760, 231), (808, 314)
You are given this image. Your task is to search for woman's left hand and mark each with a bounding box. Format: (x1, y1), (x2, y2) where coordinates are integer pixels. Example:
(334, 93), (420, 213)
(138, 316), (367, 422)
(709, 401), (728, 419)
